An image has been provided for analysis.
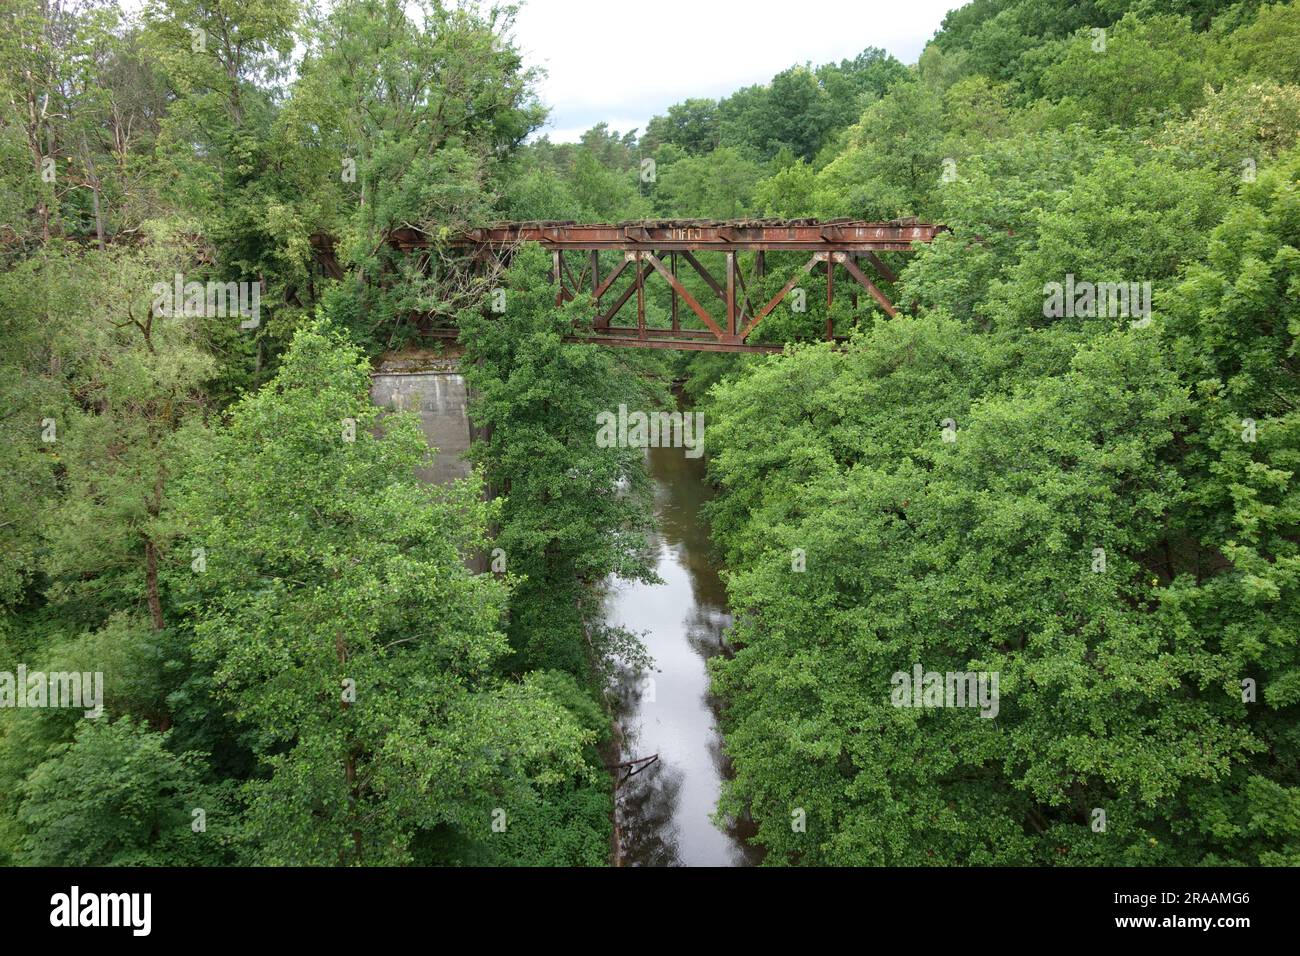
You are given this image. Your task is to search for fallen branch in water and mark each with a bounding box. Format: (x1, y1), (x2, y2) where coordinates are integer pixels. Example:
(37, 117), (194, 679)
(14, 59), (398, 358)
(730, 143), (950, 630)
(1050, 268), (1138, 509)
(608, 753), (659, 782)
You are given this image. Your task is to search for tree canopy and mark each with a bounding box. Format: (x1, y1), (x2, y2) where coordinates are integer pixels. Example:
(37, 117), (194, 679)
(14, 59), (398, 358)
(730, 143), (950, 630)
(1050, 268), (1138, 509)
(2, 0), (1298, 869)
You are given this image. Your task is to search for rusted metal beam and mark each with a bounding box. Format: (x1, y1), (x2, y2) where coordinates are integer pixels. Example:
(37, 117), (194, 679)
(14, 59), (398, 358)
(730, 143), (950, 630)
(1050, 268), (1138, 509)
(670, 252), (679, 332)
(590, 326), (725, 341)
(566, 333), (781, 354)
(635, 251), (645, 338)
(679, 250), (726, 302)
(593, 256), (630, 300)
(644, 253), (724, 338)
(826, 257), (834, 341)
(421, 323), (774, 353)
(864, 251), (898, 283)
(734, 255), (754, 324)
(726, 251), (737, 338)
(742, 253), (822, 339)
(423, 219), (943, 252)
(560, 250), (581, 303)
(839, 253), (898, 317)
(598, 259), (654, 328)
(374, 218), (941, 352)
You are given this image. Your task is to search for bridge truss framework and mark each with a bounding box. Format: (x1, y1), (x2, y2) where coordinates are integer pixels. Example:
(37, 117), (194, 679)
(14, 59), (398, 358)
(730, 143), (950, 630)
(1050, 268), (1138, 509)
(392, 219), (944, 353)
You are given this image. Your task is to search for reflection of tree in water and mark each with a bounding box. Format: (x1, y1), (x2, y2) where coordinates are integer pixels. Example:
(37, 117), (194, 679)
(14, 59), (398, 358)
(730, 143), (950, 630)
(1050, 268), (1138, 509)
(701, 730), (764, 864)
(617, 760), (685, 867)
(610, 655), (655, 723)
(684, 603), (732, 662)
(682, 604), (765, 865)
(610, 652), (686, 866)
(605, 445), (764, 865)
(650, 450), (731, 613)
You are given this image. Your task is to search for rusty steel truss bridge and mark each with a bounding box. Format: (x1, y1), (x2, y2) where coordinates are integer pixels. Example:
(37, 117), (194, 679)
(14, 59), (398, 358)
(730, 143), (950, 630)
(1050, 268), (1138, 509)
(383, 218), (943, 353)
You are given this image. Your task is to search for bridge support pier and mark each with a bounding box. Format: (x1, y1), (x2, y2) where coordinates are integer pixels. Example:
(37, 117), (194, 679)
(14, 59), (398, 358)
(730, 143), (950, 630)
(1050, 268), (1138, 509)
(369, 353), (475, 487)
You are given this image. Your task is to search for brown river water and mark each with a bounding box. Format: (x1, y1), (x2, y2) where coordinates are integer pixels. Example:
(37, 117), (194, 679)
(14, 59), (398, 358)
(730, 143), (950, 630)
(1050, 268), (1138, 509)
(605, 446), (761, 867)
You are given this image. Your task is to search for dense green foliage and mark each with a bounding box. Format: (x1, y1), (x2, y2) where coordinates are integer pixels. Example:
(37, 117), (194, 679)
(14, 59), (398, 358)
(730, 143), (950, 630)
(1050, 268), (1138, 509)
(457, 246), (666, 675)
(2, 0), (1298, 868)
(693, 1), (1300, 865)
(0, 0), (629, 866)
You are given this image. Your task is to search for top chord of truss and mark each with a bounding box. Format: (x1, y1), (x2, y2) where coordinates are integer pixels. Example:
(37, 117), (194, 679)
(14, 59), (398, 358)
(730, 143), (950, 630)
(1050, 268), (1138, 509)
(391, 217), (944, 253)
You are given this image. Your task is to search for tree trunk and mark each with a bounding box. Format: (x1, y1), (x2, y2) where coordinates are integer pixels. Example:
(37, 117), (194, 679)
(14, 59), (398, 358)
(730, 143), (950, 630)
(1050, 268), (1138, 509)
(337, 629), (363, 863)
(144, 537), (164, 631)
(144, 470), (165, 630)
(81, 131), (105, 251)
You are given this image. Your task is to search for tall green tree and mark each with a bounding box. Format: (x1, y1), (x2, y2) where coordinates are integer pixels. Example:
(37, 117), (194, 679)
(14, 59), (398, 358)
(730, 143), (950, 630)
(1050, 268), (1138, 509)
(458, 246), (664, 675)
(176, 319), (593, 864)
(275, 0), (542, 352)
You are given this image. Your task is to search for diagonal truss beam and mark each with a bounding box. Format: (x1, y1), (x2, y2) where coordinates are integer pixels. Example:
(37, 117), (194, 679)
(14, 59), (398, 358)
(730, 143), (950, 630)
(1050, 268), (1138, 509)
(863, 251), (898, 283)
(741, 253), (822, 339)
(680, 250), (726, 303)
(644, 253), (725, 338)
(839, 253), (898, 317)
(593, 255), (630, 300)
(733, 257), (754, 325)
(596, 259), (654, 328)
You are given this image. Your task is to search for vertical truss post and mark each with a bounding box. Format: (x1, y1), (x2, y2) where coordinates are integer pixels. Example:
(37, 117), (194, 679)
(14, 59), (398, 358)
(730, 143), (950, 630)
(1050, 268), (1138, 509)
(590, 251), (600, 299)
(726, 251), (737, 338)
(755, 250), (765, 279)
(635, 251), (645, 339)
(826, 255), (835, 341)
(670, 252), (679, 332)
(552, 250), (564, 307)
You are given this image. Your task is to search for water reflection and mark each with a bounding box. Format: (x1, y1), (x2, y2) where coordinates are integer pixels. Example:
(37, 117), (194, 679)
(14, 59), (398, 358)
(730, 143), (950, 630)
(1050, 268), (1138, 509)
(606, 446), (760, 867)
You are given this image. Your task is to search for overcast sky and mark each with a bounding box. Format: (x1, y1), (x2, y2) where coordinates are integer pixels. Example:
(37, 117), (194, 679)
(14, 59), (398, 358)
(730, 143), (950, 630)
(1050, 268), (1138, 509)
(511, 0), (963, 142)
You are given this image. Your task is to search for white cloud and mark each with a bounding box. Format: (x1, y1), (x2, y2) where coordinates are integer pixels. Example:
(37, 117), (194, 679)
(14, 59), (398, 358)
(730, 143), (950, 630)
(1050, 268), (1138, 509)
(510, 0), (961, 142)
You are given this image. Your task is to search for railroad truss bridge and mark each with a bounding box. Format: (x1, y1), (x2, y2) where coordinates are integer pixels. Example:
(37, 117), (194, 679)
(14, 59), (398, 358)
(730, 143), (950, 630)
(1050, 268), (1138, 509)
(388, 218), (944, 354)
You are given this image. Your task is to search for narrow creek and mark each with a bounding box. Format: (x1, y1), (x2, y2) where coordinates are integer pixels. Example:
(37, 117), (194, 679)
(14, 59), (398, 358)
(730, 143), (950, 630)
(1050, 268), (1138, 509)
(606, 445), (761, 867)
